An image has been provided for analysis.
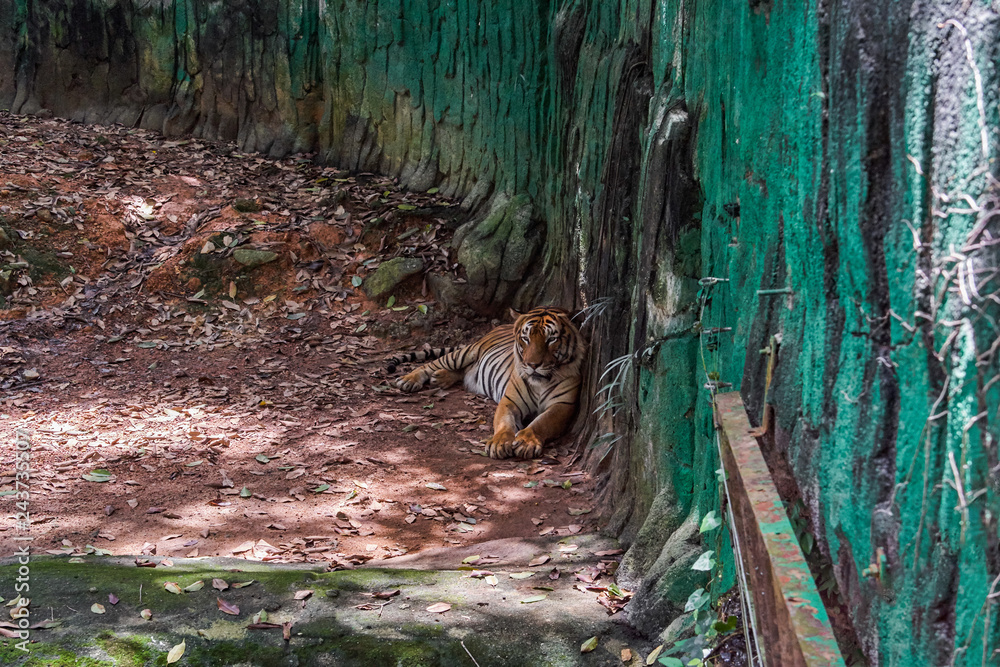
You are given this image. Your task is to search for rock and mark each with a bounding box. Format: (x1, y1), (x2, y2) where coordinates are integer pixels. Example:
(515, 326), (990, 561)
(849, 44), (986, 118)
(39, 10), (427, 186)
(233, 248), (278, 268)
(0, 227), (12, 251)
(139, 104), (169, 133)
(233, 198), (261, 213)
(35, 209), (54, 223)
(620, 511), (705, 637)
(659, 611), (695, 645)
(22, 369), (39, 380)
(426, 273), (463, 310)
(364, 257), (424, 299)
(453, 193), (543, 311)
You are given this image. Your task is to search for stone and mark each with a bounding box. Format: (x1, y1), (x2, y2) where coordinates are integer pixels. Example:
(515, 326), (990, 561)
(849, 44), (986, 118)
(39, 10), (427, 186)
(453, 193), (543, 311)
(233, 249), (278, 268)
(363, 257), (424, 299)
(0, 227), (12, 251)
(659, 611), (695, 645)
(621, 512), (705, 637)
(426, 273), (463, 310)
(233, 198), (261, 213)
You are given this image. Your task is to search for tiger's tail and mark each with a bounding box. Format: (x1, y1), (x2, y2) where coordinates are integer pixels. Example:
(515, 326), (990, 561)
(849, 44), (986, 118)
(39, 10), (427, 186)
(386, 346), (461, 374)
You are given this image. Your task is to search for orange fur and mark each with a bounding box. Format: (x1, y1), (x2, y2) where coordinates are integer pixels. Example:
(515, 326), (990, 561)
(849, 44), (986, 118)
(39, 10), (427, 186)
(394, 308), (585, 459)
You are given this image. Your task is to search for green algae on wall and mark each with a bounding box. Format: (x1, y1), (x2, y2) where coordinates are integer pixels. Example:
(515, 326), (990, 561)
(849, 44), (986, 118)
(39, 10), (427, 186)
(683, 1), (1000, 665)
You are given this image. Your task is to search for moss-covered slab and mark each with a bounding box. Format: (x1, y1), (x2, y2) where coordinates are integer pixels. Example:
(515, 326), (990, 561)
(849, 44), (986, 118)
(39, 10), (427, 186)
(232, 248), (278, 268)
(0, 544), (646, 667)
(363, 257), (424, 299)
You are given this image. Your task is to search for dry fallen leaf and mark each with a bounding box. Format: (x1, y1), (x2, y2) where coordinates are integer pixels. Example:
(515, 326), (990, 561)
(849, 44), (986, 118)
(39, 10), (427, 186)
(621, 648), (633, 662)
(581, 636), (598, 653)
(212, 578), (229, 591)
(217, 598), (240, 615)
(528, 555), (550, 567)
(166, 640), (185, 663)
(425, 602), (451, 613)
(231, 540), (255, 554)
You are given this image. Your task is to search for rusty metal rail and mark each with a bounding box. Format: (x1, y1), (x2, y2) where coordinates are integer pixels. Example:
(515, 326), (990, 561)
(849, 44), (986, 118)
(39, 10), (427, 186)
(714, 392), (846, 667)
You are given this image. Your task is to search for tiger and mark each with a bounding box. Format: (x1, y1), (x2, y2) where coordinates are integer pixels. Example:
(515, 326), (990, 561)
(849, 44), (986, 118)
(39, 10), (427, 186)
(390, 307), (585, 459)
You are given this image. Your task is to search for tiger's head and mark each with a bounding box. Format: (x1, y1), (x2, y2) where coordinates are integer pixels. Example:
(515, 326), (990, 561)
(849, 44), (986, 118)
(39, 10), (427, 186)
(512, 307), (585, 381)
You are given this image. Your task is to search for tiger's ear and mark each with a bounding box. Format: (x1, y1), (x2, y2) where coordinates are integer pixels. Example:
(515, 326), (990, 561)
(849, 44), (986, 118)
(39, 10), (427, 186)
(509, 308), (523, 321)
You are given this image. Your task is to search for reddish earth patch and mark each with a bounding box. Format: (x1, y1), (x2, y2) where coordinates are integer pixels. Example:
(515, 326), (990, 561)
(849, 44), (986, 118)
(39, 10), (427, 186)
(0, 334), (594, 565)
(0, 111), (595, 568)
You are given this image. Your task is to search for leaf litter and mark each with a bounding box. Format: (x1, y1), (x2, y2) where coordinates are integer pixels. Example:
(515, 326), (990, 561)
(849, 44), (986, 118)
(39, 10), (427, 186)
(0, 111), (610, 616)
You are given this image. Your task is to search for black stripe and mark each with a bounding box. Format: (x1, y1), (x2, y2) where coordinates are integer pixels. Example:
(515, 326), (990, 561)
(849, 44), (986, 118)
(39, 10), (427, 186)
(386, 345), (459, 372)
(512, 379), (531, 408)
(544, 388), (576, 404)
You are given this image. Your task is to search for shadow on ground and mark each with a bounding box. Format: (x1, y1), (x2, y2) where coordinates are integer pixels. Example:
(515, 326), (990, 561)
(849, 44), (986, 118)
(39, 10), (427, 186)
(1, 535), (652, 666)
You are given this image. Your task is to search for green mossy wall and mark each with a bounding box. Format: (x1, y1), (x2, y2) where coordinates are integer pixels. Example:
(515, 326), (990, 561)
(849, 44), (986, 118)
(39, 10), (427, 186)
(3, 0), (999, 664)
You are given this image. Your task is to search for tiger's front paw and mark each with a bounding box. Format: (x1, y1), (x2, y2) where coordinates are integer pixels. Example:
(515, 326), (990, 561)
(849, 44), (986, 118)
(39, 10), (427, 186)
(430, 368), (462, 389)
(513, 429), (543, 459)
(396, 372), (426, 393)
(486, 429), (516, 459)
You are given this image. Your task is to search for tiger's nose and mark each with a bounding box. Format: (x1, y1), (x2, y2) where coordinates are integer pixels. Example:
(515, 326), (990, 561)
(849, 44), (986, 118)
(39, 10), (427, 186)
(526, 361), (540, 370)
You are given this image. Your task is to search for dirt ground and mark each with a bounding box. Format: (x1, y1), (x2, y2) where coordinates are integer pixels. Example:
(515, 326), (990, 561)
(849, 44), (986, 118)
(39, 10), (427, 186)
(0, 112), (597, 568)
